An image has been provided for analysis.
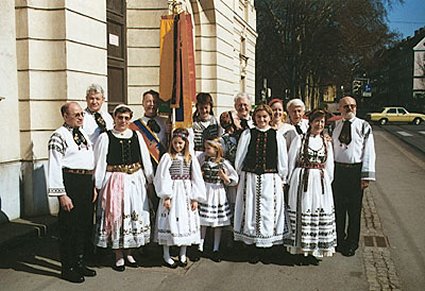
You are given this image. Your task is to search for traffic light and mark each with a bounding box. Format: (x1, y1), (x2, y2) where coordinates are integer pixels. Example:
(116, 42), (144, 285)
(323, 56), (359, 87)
(352, 80), (362, 95)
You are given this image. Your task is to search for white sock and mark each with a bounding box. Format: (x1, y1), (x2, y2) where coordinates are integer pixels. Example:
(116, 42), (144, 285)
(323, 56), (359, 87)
(213, 228), (222, 252)
(114, 250), (124, 266)
(163, 245), (174, 265)
(115, 258), (124, 267)
(126, 255), (136, 263)
(199, 226), (207, 252)
(179, 246), (187, 262)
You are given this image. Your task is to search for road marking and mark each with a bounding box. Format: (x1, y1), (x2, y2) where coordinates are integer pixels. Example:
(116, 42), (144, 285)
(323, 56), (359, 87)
(419, 131), (425, 135)
(397, 131), (412, 137)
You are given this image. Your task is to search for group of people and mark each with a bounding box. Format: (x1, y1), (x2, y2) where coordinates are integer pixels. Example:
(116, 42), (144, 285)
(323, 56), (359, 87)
(48, 84), (376, 283)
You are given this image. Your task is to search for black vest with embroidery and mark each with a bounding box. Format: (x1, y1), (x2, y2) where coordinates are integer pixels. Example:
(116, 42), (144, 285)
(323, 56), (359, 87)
(242, 128), (278, 174)
(192, 117), (220, 151)
(106, 130), (142, 165)
(201, 158), (223, 184)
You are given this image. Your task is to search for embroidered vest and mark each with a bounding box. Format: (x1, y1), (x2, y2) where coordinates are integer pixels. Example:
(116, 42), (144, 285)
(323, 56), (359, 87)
(106, 130), (142, 165)
(242, 128), (278, 174)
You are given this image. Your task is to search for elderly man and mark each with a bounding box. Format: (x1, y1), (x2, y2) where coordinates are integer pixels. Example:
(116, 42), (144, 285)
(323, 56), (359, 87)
(48, 102), (97, 283)
(332, 96), (376, 257)
(234, 92), (254, 130)
(286, 98), (309, 135)
(82, 84), (114, 145)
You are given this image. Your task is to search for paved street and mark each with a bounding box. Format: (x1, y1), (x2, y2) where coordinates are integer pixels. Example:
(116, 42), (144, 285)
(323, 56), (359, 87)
(0, 127), (424, 291)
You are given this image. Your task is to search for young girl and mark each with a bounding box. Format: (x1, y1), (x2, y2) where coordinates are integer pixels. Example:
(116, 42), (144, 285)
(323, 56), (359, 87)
(154, 128), (206, 268)
(198, 137), (238, 262)
(285, 109), (336, 264)
(234, 104), (289, 262)
(269, 98), (297, 151)
(192, 93), (222, 158)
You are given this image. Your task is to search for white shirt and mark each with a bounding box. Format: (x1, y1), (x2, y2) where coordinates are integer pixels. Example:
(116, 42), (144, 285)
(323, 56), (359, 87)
(289, 118), (309, 135)
(82, 108), (114, 145)
(276, 123), (298, 150)
(48, 125), (95, 196)
(332, 117), (376, 180)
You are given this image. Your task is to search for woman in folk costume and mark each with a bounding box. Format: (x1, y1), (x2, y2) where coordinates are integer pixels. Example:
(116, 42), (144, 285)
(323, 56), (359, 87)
(192, 92), (222, 158)
(154, 128), (206, 268)
(285, 109), (336, 265)
(198, 137), (238, 262)
(269, 98), (298, 151)
(233, 104), (290, 263)
(94, 104), (154, 271)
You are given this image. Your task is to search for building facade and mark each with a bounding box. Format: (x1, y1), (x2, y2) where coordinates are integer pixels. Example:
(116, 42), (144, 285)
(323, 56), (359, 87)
(371, 27), (425, 112)
(0, 0), (257, 223)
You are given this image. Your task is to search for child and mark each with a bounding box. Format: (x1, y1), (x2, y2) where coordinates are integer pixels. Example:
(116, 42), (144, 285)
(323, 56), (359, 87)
(192, 93), (222, 158)
(154, 128), (206, 268)
(198, 137), (238, 262)
(234, 104), (289, 263)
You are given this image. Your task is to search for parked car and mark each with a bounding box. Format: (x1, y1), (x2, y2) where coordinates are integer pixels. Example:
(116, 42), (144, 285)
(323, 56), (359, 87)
(365, 106), (425, 125)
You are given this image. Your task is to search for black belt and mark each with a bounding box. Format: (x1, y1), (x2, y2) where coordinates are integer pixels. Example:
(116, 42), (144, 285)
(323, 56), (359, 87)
(335, 162), (362, 168)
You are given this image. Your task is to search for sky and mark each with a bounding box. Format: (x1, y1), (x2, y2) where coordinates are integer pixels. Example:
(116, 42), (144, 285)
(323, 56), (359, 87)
(386, 0), (425, 38)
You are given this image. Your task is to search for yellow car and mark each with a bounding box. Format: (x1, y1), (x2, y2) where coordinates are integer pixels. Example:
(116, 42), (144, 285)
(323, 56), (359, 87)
(366, 107), (425, 125)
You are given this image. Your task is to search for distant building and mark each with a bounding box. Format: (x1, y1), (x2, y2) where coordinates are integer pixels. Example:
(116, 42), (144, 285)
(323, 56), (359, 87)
(0, 0), (256, 223)
(372, 27), (425, 112)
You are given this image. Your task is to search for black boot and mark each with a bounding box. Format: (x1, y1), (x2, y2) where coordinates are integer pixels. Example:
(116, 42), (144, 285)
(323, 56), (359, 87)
(75, 255), (97, 277)
(61, 266), (85, 283)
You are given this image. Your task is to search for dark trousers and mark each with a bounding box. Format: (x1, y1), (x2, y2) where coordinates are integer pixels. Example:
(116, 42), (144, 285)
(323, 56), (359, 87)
(332, 163), (363, 249)
(59, 172), (93, 269)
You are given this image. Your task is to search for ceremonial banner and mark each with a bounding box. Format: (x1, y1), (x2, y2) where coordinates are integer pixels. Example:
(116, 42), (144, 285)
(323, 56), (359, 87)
(159, 13), (196, 129)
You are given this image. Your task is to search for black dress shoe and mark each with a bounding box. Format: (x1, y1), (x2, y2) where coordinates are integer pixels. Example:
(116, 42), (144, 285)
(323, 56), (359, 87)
(178, 257), (188, 267)
(75, 265), (97, 277)
(61, 267), (85, 283)
(211, 251), (221, 263)
(163, 259), (178, 269)
(112, 264), (125, 272)
(342, 247), (356, 257)
(307, 255), (320, 266)
(125, 258), (139, 268)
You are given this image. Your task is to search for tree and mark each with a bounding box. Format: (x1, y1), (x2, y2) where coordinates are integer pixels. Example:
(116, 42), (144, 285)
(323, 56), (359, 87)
(255, 0), (401, 108)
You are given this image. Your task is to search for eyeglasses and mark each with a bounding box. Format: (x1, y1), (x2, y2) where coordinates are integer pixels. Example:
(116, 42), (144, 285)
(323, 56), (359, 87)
(116, 116), (131, 121)
(69, 112), (85, 118)
(343, 104), (357, 109)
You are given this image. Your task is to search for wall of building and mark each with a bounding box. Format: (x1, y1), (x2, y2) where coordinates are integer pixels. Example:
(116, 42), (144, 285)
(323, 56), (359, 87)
(0, 0), (256, 223)
(0, 1), (21, 223)
(127, 0), (257, 117)
(9, 0), (108, 220)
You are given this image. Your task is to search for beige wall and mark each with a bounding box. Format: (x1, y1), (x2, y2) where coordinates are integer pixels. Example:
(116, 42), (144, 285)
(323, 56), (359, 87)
(13, 0), (108, 219)
(127, 0), (257, 117)
(0, 0), (256, 222)
(0, 0), (21, 222)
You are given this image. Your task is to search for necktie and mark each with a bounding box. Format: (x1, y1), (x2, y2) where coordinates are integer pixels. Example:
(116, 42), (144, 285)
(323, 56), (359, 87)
(147, 119), (161, 133)
(73, 128), (87, 146)
(240, 119), (249, 130)
(338, 120), (352, 145)
(294, 124), (303, 135)
(94, 112), (107, 133)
